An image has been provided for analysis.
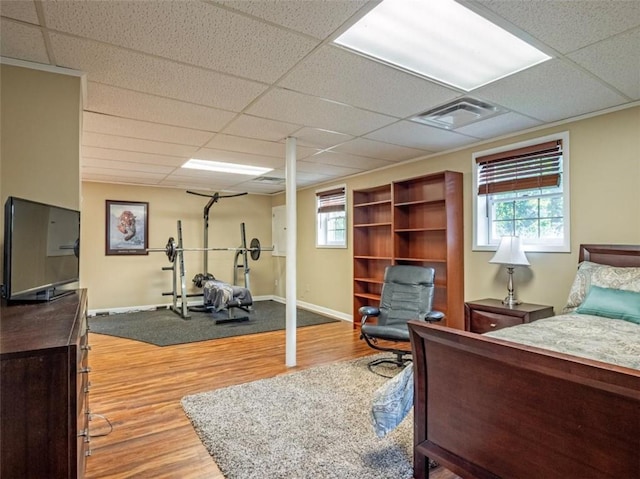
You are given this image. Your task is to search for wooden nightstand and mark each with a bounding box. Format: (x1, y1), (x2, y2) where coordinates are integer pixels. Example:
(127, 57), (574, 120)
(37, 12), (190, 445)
(465, 298), (554, 334)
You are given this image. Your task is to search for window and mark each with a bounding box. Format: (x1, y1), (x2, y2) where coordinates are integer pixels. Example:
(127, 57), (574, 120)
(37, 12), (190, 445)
(316, 186), (347, 248)
(473, 132), (570, 252)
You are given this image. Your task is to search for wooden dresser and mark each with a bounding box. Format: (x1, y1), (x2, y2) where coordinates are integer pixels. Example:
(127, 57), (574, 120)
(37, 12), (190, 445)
(1, 289), (90, 478)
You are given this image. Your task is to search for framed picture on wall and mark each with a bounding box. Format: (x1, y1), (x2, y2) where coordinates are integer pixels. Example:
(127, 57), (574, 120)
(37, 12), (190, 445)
(105, 200), (149, 255)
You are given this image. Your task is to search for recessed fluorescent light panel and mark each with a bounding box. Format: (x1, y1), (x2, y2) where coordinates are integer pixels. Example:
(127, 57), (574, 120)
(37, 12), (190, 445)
(182, 159), (273, 176)
(334, 0), (551, 91)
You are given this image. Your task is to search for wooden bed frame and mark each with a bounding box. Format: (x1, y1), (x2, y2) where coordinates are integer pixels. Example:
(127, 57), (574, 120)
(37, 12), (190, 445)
(408, 244), (640, 479)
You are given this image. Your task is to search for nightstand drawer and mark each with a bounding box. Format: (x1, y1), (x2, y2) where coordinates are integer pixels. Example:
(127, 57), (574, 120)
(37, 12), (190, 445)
(465, 299), (554, 334)
(470, 310), (523, 333)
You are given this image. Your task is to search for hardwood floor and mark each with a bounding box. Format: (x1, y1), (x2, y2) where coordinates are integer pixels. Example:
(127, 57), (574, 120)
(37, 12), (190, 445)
(85, 319), (456, 478)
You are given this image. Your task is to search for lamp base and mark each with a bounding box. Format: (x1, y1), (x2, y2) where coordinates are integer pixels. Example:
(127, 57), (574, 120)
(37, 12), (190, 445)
(502, 266), (522, 307)
(502, 297), (522, 307)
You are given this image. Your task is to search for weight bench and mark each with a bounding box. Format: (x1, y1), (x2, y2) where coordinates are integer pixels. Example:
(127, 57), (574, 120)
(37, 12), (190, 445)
(202, 279), (253, 324)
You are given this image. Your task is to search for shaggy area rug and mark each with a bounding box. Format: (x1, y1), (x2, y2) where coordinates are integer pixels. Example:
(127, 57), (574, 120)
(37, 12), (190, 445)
(181, 355), (413, 479)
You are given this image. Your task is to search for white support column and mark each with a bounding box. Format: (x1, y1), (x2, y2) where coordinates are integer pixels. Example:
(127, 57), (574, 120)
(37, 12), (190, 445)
(285, 136), (297, 367)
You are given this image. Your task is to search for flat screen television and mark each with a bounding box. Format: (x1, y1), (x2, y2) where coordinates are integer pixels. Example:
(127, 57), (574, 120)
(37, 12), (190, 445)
(2, 196), (80, 303)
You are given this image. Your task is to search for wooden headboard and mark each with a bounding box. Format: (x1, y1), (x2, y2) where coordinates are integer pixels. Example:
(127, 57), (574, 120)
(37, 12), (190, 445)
(579, 243), (640, 266)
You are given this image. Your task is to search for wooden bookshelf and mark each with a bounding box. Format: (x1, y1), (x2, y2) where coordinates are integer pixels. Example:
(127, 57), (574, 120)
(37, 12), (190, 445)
(352, 185), (393, 325)
(352, 171), (464, 329)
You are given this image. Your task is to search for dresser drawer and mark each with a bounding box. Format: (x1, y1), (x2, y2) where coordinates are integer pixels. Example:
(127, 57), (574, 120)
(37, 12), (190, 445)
(470, 310), (523, 333)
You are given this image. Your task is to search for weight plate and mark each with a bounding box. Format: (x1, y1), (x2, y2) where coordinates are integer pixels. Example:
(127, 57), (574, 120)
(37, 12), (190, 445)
(250, 238), (261, 261)
(165, 237), (177, 263)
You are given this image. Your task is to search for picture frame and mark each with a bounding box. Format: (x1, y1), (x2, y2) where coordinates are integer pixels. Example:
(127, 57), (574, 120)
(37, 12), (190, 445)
(105, 200), (149, 255)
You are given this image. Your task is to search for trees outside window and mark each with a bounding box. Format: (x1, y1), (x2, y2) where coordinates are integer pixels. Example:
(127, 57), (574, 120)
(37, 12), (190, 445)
(473, 132), (570, 252)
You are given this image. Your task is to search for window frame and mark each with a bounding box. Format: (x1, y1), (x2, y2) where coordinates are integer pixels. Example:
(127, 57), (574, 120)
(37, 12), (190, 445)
(315, 184), (347, 249)
(472, 131), (571, 253)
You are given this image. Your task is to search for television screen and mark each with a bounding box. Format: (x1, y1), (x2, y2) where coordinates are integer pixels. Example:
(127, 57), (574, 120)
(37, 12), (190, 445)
(2, 196), (80, 303)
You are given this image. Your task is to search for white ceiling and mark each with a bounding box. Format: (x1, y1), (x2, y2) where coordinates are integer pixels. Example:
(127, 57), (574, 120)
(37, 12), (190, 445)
(1, 0), (638, 195)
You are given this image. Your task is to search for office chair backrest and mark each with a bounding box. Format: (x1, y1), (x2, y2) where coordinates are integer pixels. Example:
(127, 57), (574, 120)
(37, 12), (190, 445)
(379, 265), (436, 327)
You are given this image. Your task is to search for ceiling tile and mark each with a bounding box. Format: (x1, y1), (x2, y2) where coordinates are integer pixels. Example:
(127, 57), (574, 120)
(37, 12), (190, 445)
(365, 121), (478, 151)
(248, 88), (397, 136)
(1, 0), (39, 23)
(83, 175), (163, 186)
(43, 0), (319, 83)
(82, 166), (168, 182)
(474, 59), (629, 122)
(455, 112), (542, 140)
(166, 169), (248, 181)
(82, 157), (176, 174)
(82, 146), (186, 168)
(280, 45), (461, 118)
(332, 138), (430, 162)
(157, 177), (229, 191)
(204, 134), (286, 158)
(306, 150), (394, 170)
(476, 0), (640, 53)
(569, 29), (640, 100)
(83, 132), (199, 158)
(84, 112), (214, 146)
(163, 171), (259, 192)
(50, 33), (267, 111)
(222, 114), (302, 141)
(296, 160), (362, 177)
(290, 127), (353, 149)
(216, 0), (369, 39)
(0, 19), (49, 64)
(87, 82), (237, 132)
(230, 180), (284, 195)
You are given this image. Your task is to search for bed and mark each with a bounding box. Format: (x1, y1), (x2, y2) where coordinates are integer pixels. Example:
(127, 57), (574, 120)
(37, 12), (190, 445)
(408, 244), (640, 478)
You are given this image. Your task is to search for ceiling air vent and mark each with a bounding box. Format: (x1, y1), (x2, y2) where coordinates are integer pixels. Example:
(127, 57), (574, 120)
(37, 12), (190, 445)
(411, 97), (505, 130)
(252, 176), (286, 185)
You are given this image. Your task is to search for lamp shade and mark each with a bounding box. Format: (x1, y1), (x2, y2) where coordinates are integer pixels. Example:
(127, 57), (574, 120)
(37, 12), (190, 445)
(489, 236), (530, 266)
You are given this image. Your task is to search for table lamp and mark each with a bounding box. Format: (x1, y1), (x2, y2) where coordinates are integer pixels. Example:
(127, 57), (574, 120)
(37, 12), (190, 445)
(489, 236), (530, 306)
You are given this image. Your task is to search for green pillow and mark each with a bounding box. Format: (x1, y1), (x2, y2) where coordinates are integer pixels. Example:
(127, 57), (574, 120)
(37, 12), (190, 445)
(576, 286), (640, 324)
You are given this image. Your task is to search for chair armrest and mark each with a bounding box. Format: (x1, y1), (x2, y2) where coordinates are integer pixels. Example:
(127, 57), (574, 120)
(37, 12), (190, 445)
(359, 306), (380, 317)
(425, 310), (445, 322)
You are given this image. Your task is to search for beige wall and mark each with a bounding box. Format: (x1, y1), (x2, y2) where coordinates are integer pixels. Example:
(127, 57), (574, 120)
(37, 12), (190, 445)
(80, 182), (274, 310)
(285, 106), (640, 318)
(1, 63), (82, 278)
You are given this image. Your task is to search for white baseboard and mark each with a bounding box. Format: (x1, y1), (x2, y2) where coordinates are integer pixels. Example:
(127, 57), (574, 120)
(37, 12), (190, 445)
(270, 296), (353, 323)
(89, 295), (353, 323)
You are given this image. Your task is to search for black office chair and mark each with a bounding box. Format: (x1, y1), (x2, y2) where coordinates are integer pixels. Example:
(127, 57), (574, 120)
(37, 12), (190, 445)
(360, 265), (444, 371)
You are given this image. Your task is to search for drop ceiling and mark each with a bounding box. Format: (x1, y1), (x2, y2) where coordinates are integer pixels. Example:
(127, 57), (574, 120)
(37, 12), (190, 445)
(1, 0), (638, 195)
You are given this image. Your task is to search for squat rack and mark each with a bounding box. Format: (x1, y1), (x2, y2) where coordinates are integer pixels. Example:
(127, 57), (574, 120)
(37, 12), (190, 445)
(155, 219), (272, 319)
(186, 190), (248, 275)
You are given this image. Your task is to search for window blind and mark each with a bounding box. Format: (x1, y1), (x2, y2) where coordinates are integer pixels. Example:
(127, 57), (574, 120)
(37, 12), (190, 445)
(476, 139), (562, 195)
(316, 187), (346, 213)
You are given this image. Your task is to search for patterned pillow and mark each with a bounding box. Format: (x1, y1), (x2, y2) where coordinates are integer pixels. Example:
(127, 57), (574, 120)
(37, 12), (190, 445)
(370, 364), (414, 438)
(563, 261), (640, 313)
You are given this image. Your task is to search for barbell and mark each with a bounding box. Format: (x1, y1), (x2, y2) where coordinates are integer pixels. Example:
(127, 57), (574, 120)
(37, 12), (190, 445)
(147, 236), (273, 263)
